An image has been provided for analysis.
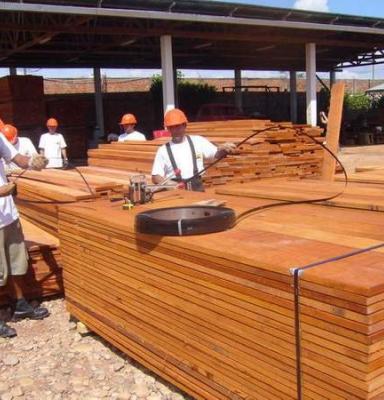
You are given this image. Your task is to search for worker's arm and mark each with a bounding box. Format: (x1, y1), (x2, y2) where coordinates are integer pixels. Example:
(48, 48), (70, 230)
(152, 175), (164, 185)
(0, 183), (16, 198)
(61, 148), (68, 161)
(38, 134), (45, 156)
(12, 153), (48, 170)
(11, 154), (30, 170)
(151, 149), (172, 185)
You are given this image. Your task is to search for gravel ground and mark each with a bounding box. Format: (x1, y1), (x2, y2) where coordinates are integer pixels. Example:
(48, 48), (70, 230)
(0, 299), (190, 400)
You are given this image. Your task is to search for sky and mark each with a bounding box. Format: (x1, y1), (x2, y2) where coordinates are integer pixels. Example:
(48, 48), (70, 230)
(1, 0), (383, 80)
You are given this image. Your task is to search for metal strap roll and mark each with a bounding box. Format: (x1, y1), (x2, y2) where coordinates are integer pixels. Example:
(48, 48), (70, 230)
(135, 206), (236, 236)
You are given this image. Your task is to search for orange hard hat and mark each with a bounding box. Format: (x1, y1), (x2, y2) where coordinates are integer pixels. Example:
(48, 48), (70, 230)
(119, 114), (137, 125)
(47, 118), (58, 127)
(164, 108), (188, 127)
(2, 124), (18, 144)
(0, 118), (5, 131)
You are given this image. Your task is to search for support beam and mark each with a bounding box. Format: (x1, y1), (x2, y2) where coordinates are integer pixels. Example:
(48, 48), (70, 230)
(174, 68), (179, 108)
(9, 67), (17, 75)
(289, 71), (297, 123)
(234, 69), (242, 112)
(93, 67), (105, 143)
(330, 70), (336, 87)
(305, 43), (317, 126)
(160, 35), (175, 114)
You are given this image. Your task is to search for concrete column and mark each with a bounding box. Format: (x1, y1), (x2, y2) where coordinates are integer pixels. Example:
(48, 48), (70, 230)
(9, 67), (17, 76)
(234, 69), (242, 112)
(173, 68), (179, 108)
(93, 67), (105, 141)
(289, 71), (298, 123)
(330, 70), (336, 88)
(305, 43), (317, 126)
(160, 35), (175, 114)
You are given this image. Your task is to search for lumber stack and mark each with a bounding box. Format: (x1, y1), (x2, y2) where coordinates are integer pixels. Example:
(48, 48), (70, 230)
(216, 178), (384, 212)
(8, 167), (134, 235)
(0, 218), (63, 305)
(87, 140), (163, 172)
(59, 191), (384, 400)
(87, 120), (324, 186)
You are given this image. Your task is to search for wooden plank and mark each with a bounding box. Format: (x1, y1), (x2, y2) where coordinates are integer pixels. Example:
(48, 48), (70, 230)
(321, 82), (345, 181)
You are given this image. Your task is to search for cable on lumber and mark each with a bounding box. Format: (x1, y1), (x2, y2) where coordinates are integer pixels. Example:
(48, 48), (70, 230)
(183, 125), (348, 225)
(290, 242), (384, 400)
(235, 131), (348, 224)
(184, 125), (282, 184)
(10, 163), (97, 205)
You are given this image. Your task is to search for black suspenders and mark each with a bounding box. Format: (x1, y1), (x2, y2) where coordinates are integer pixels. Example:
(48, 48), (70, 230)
(165, 136), (204, 192)
(165, 135), (198, 181)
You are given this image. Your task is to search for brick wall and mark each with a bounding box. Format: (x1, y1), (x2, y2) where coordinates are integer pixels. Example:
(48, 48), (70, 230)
(43, 76), (384, 95)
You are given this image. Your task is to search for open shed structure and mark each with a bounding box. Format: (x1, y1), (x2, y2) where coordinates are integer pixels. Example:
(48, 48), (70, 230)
(1, 0), (384, 131)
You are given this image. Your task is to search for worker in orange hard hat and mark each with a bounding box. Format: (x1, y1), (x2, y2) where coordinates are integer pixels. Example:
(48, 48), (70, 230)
(2, 124), (38, 172)
(38, 118), (68, 168)
(2, 125), (17, 145)
(151, 108), (236, 191)
(118, 113), (146, 142)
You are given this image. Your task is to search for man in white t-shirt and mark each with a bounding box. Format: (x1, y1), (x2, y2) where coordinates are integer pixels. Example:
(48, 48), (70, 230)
(2, 124), (37, 172)
(118, 114), (146, 142)
(39, 118), (68, 168)
(151, 108), (236, 191)
(0, 132), (50, 338)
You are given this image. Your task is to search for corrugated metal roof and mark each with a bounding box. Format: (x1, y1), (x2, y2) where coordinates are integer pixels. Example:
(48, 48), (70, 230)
(0, 0), (383, 70)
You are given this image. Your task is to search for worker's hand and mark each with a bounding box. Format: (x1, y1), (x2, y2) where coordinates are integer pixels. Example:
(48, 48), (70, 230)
(4, 165), (12, 176)
(28, 154), (49, 171)
(0, 183), (16, 198)
(218, 142), (237, 155)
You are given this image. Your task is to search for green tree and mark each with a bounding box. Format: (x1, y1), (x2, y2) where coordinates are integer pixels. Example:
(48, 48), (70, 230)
(150, 73), (217, 121)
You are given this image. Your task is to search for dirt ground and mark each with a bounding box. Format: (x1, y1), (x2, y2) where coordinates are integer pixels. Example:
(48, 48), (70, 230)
(0, 299), (190, 400)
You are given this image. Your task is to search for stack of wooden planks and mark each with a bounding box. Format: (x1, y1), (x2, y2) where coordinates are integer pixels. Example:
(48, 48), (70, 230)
(0, 218), (63, 305)
(216, 178), (384, 212)
(87, 120), (324, 186)
(59, 190), (384, 400)
(88, 140), (163, 171)
(8, 167), (137, 236)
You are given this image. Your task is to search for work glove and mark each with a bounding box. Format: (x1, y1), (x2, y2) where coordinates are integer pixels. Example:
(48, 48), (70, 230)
(217, 142), (237, 155)
(4, 165), (12, 176)
(28, 155), (49, 171)
(0, 183), (16, 198)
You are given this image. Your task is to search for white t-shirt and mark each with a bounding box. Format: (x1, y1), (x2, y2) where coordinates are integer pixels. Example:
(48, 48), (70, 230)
(0, 134), (19, 228)
(152, 135), (217, 180)
(118, 131), (146, 142)
(5, 137), (37, 171)
(39, 132), (67, 168)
